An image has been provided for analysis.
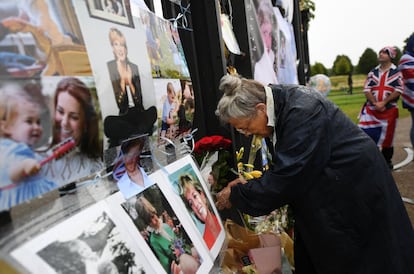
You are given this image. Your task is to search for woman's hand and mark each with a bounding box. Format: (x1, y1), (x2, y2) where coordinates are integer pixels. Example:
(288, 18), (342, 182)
(215, 186), (232, 210)
(227, 176), (247, 187)
(215, 177), (247, 210)
(374, 101), (386, 112)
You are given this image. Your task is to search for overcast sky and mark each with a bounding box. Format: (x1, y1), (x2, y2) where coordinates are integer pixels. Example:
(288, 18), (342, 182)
(308, 0), (414, 68)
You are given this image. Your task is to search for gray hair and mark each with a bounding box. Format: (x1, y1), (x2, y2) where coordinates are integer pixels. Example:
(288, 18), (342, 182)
(215, 75), (266, 123)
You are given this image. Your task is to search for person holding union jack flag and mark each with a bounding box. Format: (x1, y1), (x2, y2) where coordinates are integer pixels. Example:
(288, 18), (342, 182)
(358, 46), (403, 169)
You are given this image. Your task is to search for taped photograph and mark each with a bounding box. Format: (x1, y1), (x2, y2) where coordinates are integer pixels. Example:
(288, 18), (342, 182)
(0, 0), (91, 77)
(114, 183), (214, 273)
(163, 155), (226, 260)
(0, 76), (104, 211)
(11, 200), (155, 273)
(86, 0), (134, 28)
(110, 134), (157, 199)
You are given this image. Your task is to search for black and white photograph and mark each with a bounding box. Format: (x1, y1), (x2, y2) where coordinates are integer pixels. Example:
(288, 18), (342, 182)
(86, 0), (134, 28)
(11, 200), (155, 273)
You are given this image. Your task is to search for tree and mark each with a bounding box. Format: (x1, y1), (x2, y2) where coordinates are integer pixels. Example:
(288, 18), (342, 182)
(393, 46), (402, 66)
(300, 0), (316, 20)
(310, 62), (328, 76)
(332, 55), (353, 75)
(402, 32), (414, 52)
(356, 48), (377, 74)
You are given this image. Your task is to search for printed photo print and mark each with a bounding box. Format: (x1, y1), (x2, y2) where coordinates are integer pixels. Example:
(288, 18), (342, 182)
(73, 0), (157, 150)
(153, 78), (194, 146)
(86, 0), (134, 28)
(139, 8), (190, 79)
(164, 155), (226, 259)
(248, 0), (279, 86)
(110, 134), (158, 199)
(167, 160), (223, 251)
(11, 201), (155, 273)
(121, 184), (204, 274)
(0, 0), (91, 77)
(0, 76), (104, 211)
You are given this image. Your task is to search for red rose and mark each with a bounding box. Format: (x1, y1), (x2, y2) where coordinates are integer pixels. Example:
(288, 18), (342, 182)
(210, 135), (223, 148)
(200, 136), (213, 151)
(193, 135), (232, 154)
(194, 136), (211, 154)
(210, 135), (232, 150)
(220, 137), (232, 149)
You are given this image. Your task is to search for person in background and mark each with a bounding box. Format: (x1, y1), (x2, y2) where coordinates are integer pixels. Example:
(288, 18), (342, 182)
(43, 77), (103, 193)
(214, 74), (414, 274)
(347, 71), (353, 94)
(0, 82), (57, 211)
(114, 136), (154, 199)
(398, 33), (414, 151)
(358, 46), (403, 169)
(179, 174), (221, 250)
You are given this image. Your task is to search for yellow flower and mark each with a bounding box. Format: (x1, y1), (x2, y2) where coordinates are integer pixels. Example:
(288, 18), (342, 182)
(243, 163), (255, 169)
(247, 170), (263, 178)
(236, 147), (244, 162)
(242, 171), (254, 180)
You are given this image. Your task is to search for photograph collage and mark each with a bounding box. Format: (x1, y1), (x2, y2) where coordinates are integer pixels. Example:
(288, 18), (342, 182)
(0, 0), (214, 273)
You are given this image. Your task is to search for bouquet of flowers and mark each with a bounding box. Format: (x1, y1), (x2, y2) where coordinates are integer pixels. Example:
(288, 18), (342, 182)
(192, 135), (234, 193)
(192, 134), (294, 234)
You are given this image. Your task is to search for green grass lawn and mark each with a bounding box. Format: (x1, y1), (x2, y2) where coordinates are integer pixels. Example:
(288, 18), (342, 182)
(327, 75), (409, 123)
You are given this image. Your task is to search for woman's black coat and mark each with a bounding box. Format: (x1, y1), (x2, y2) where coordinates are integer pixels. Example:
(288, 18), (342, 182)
(230, 85), (414, 274)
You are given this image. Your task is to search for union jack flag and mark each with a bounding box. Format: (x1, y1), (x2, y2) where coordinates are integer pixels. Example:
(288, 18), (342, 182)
(112, 151), (126, 181)
(358, 65), (402, 147)
(362, 65), (403, 106)
(398, 53), (414, 109)
(358, 103), (398, 147)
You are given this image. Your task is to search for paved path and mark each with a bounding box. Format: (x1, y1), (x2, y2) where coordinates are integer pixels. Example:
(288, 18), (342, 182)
(391, 116), (414, 227)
